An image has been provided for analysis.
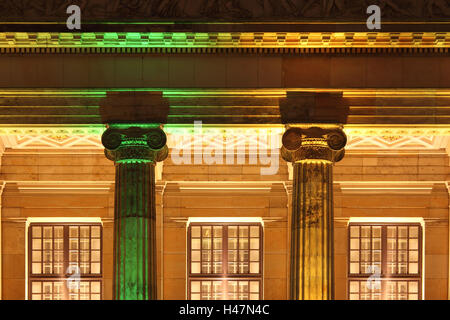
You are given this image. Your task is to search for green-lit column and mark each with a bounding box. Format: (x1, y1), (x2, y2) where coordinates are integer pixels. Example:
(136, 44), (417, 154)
(102, 124), (169, 300)
(281, 126), (346, 300)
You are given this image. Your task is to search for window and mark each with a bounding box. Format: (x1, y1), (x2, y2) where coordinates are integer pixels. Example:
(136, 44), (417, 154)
(188, 223), (263, 300)
(28, 223), (102, 300)
(348, 224), (422, 300)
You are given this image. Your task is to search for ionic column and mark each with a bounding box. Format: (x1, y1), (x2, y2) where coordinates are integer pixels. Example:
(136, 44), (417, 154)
(102, 125), (169, 300)
(281, 126), (346, 300)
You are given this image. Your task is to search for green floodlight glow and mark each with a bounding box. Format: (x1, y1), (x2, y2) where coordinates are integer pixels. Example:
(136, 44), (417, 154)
(121, 140), (147, 146)
(99, 122), (168, 299)
(108, 123), (161, 130)
(116, 159), (153, 165)
(113, 149), (158, 300)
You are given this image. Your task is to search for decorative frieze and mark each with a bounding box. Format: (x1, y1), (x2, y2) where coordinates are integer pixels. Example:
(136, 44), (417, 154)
(0, 32), (449, 54)
(2, 125), (450, 138)
(0, 0), (449, 21)
(0, 129), (448, 154)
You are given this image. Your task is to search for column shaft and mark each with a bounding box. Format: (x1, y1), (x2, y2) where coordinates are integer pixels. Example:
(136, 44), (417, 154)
(290, 161), (334, 300)
(282, 124), (346, 300)
(114, 162), (157, 300)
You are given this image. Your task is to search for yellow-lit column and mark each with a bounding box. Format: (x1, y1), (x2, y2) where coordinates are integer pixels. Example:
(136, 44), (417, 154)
(0, 180), (4, 300)
(281, 126), (346, 300)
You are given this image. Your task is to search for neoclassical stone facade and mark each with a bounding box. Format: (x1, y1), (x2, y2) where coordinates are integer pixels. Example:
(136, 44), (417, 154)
(0, 0), (449, 301)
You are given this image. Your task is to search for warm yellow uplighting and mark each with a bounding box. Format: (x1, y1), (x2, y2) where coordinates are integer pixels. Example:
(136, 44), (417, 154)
(27, 217), (103, 224)
(187, 217), (264, 226)
(1, 32), (448, 50)
(299, 159), (333, 164)
(348, 217), (424, 225)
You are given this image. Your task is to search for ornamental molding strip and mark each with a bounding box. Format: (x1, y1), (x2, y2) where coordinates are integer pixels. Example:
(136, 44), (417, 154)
(0, 126), (106, 136)
(343, 126), (450, 136)
(1, 132), (448, 152)
(0, 32), (449, 54)
(2, 125), (450, 137)
(3, 181), (114, 195)
(0, 134), (103, 149)
(336, 181), (440, 195)
(346, 135), (441, 150)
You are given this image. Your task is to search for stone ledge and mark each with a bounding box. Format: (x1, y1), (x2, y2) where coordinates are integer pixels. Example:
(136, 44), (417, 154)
(0, 32), (449, 53)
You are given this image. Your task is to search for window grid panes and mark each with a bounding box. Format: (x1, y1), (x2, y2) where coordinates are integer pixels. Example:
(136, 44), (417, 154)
(349, 279), (420, 300)
(348, 224), (422, 300)
(189, 223), (263, 300)
(190, 279), (261, 301)
(29, 223), (102, 300)
(31, 225), (64, 275)
(30, 280), (101, 300)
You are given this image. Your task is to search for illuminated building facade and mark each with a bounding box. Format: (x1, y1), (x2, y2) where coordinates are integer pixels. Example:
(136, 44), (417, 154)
(0, 0), (449, 300)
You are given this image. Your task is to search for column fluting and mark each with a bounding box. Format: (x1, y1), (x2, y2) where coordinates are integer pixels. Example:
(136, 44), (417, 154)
(102, 125), (168, 300)
(281, 126), (346, 300)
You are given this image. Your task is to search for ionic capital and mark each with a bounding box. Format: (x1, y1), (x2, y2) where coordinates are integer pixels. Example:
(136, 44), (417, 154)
(281, 125), (347, 163)
(102, 124), (169, 164)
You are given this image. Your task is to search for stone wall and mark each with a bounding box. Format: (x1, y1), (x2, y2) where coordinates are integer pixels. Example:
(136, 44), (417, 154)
(0, 149), (115, 300)
(0, 55), (449, 89)
(0, 147), (449, 299)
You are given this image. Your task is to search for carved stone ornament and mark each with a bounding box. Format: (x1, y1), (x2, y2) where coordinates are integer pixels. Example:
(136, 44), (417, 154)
(0, 0), (448, 21)
(281, 126), (347, 163)
(102, 126), (168, 163)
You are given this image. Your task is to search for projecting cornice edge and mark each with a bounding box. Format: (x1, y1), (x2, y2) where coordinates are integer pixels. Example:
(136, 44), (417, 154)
(0, 32), (449, 54)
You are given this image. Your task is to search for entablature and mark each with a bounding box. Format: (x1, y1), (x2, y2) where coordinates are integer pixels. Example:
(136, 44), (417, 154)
(0, 89), (449, 126)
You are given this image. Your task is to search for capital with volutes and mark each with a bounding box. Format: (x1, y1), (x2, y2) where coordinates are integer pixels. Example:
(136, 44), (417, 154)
(281, 126), (347, 163)
(102, 125), (169, 164)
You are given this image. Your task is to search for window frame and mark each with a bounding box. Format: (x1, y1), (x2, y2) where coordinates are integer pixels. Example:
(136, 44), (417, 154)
(187, 222), (264, 300)
(28, 222), (103, 300)
(347, 222), (422, 300)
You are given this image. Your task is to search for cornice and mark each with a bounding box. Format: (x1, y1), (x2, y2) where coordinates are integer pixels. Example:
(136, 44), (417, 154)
(336, 181), (440, 194)
(3, 181), (114, 194)
(0, 32), (449, 54)
(163, 181), (283, 195)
